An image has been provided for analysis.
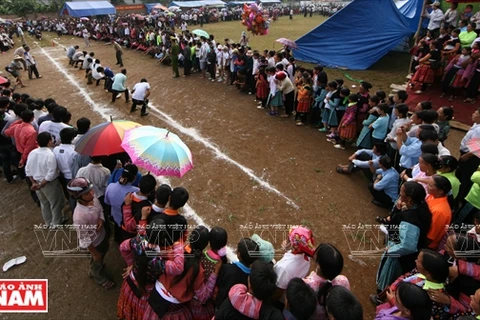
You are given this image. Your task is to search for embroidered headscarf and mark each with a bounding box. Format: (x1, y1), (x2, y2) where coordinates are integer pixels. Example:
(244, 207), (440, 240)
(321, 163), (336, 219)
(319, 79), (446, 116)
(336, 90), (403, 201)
(289, 226), (315, 260)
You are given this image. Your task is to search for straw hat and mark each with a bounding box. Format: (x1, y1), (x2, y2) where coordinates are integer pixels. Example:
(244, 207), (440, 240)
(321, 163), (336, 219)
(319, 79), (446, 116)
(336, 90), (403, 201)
(13, 55), (22, 60)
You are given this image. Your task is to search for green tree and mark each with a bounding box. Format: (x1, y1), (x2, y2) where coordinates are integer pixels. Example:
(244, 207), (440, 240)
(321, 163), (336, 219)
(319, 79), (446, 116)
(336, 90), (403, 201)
(4, 0), (36, 17)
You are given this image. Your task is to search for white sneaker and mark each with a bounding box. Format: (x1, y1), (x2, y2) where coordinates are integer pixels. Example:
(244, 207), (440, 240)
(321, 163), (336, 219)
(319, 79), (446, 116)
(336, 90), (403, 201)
(217, 78), (223, 82)
(116, 93), (122, 99)
(334, 144), (345, 150)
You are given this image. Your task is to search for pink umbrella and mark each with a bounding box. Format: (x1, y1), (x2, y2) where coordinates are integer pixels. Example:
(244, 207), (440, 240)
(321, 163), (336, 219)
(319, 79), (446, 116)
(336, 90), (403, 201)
(467, 138), (480, 158)
(276, 38), (297, 49)
(80, 17), (89, 21)
(0, 76), (9, 85)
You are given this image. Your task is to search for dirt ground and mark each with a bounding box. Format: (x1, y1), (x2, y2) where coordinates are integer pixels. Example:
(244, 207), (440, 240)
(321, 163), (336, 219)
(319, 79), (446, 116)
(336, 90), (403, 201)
(0, 33), (465, 319)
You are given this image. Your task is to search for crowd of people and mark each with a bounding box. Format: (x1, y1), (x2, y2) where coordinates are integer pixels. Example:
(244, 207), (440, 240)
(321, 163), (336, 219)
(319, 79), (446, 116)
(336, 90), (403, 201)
(409, 1), (480, 103)
(1, 4), (480, 320)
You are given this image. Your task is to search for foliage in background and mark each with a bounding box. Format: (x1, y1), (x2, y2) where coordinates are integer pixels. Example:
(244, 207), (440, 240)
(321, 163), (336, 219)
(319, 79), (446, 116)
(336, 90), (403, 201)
(0, 0), (67, 16)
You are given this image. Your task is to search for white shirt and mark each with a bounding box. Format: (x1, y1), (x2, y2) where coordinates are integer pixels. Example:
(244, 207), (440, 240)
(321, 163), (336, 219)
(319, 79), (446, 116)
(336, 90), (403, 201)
(33, 109), (47, 121)
(427, 9), (444, 30)
(444, 8), (458, 27)
(91, 64), (104, 80)
(25, 147), (59, 182)
(38, 121), (70, 146)
(438, 142), (451, 156)
(53, 144), (77, 179)
(387, 118), (411, 150)
(132, 82), (150, 101)
(460, 123), (480, 153)
(274, 251), (311, 302)
(82, 28), (89, 38)
(76, 163), (110, 198)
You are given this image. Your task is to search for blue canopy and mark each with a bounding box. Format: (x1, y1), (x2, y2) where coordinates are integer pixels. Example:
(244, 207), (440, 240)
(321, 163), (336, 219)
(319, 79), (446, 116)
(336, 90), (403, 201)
(145, 3), (161, 13)
(293, 0), (413, 70)
(60, 1), (116, 17)
(396, 0), (424, 32)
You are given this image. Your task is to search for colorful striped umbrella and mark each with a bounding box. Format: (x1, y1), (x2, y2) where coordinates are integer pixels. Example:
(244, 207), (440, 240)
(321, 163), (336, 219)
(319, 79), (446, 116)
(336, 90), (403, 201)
(75, 119), (142, 156)
(121, 126), (193, 177)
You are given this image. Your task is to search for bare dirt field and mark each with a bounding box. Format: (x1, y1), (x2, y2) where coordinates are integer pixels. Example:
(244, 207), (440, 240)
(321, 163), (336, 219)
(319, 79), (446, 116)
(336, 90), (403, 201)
(0, 31), (464, 319)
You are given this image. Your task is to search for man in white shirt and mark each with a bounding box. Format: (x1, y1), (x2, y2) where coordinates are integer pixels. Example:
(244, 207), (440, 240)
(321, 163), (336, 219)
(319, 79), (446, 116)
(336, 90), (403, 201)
(76, 157), (111, 201)
(426, 2), (444, 38)
(26, 132), (66, 227)
(24, 46), (41, 80)
(130, 78), (151, 116)
(38, 106), (70, 146)
(53, 127), (78, 210)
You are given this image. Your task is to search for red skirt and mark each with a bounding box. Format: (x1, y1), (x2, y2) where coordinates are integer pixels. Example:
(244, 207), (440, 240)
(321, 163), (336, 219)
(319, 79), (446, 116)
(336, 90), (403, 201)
(297, 99), (311, 113)
(451, 72), (467, 88)
(117, 275), (154, 320)
(256, 83), (268, 99)
(339, 123), (357, 140)
(412, 64), (439, 84)
(188, 298), (215, 320)
(142, 300), (192, 320)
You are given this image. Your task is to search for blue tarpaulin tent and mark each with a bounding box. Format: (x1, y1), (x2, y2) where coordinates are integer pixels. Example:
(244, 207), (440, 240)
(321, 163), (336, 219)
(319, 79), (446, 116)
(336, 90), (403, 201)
(60, 1), (116, 17)
(145, 3), (161, 13)
(396, 0), (423, 32)
(293, 0), (413, 70)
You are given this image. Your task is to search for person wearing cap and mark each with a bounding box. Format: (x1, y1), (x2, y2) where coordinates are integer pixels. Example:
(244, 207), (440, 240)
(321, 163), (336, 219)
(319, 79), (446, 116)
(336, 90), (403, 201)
(13, 44), (27, 70)
(25, 132), (66, 227)
(170, 37), (180, 78)
(425, 2), (444, 38)
(130, 78), (150, 116)
(69, 177), (115, 290)
(6, 56), (26, 88)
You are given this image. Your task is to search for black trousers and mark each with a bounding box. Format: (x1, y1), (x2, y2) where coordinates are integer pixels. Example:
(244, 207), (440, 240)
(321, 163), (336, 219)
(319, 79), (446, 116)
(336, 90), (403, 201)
(368, 182), (394, 208)
(284, 91), (295, 116)
(184, 59), (191, 76)
(28, 65), (40, 79)
(131, 99), (147, 114)
(0, 144), (19, 182)
(442, 67), (460, 94)
(116, 50), (123, 67)
(466, 70), (480, 99)
(112, 89), (129, 102)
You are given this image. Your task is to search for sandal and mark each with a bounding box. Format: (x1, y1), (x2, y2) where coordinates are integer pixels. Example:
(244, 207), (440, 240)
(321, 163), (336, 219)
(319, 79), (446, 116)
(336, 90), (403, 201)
(464, 98), (473, 103)
(375, 216), (390, 224)
(100, 279), (116, 290)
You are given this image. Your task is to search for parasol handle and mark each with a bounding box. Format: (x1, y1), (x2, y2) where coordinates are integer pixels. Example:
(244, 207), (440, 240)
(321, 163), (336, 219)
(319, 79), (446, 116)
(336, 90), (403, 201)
(166, 131), (170, 137)
(110, 116), (113, 122)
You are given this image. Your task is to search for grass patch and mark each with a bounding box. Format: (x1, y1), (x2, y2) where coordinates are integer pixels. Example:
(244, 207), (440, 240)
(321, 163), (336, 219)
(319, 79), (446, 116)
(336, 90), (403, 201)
(199, 17), (409, 91)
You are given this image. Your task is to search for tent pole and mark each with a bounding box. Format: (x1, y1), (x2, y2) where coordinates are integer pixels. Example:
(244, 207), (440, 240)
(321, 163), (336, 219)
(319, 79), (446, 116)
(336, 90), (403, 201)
(408, 0), (428, 75)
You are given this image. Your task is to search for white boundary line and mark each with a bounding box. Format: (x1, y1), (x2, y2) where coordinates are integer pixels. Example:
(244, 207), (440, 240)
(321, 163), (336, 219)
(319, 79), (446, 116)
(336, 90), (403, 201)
(46, 40), (299, 210)
(37, 42), (239, 260)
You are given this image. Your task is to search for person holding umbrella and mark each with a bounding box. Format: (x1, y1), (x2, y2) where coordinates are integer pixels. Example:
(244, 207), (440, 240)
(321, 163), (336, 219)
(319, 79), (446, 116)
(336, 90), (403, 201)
(170, 37), (180, 78)
(130, 78), (151, 117)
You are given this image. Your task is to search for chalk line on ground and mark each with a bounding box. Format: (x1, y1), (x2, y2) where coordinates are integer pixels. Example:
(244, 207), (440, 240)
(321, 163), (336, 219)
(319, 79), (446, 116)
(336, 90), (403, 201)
(37, 39), (300, 210)
(38, 43), (237, 261)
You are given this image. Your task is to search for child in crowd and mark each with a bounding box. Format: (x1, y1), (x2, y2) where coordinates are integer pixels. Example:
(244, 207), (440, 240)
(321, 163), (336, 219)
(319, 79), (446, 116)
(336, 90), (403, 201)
(385, 103), (410, 151)
(356, 81), (372, 136)
(255, 67), (269, 109)
(326, 286), (363, 320)
(333, 93), (359, 150)
(436, 106), (454, 142)
(388, 90), (408, 129)
(215, 238), (259, 308)
(319, 81), (339, 133)
(121, 174), (157, 241)
(295, 72), (313, 126)
(274, 226), (315, 305)
(215, 261), (284, 319)
(267, 69), (283, 116)
(467, 211), (480, 242)
(283, 278), (317, 320)
(369, 103), (390, 145)
(441, 47), (473, 101)
(311, 78), (327, 127)
(356, 95), (380, 149)
(304, 243), (350, 319)
(326, 87), (350, 138)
